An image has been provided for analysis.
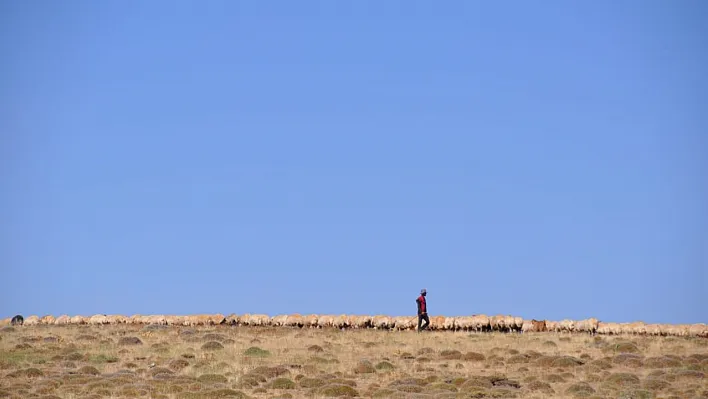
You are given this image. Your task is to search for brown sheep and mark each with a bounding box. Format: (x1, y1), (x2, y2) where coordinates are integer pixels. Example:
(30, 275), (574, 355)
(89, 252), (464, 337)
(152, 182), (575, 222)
(522, 319), (547, 333)
(54, 315), (71, 325)
(40, 315), (56, 325)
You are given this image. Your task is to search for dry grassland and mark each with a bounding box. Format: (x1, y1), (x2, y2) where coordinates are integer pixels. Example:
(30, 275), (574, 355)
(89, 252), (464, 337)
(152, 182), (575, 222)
(1, 324), (706, 398)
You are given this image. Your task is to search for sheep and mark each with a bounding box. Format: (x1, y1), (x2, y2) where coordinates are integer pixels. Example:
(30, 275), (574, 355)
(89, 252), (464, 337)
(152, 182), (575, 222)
(372, 315), (392, 330)
(454, 316), (472, 332)
(256, 314), (272, 326)
(88, 314), (109, 325)
(40, 315), (56, 325)
(107, 315), (128, 324)
(522, 319), (547, 333)
(316, 315), (335, 329)
(350, 315), (373, 329)
(545, 321), (560, 332)
(575, 318), (599, 334)
(443, 317), (457, 331)
(11, 315), (24, 326)
(284, 314), (304, 328)
(332, 314), (352, 329)
(303, 314), (319, 328)
(54, 315), (71, 325)
(224, 314), (240, 326)
(688, 323), (707, 338)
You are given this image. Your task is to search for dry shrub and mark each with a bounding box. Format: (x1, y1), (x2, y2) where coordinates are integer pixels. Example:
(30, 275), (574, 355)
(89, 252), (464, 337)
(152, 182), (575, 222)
(66, 352), (85, 361)
(602, 372), (640, 390)
(202, 341), (224, 351)
(243, 346), (269, 357)
(645, 356), (682, 368)
(170, 359), (190, 371)
(507, 354), (529, 364)
(399, 352), (414, 360)
(201, 333), (227, 342)
(372, 388), (395, 397)
(613, 354), (644, 368)
(462, 352), (486, 361)
(526, 380), (554, 394)
(300, 377), (327, 388)
(440, 349), (462, 360)
(318, 384), (359, 397)
(118, 337), (143, 346)
(615, 389), (656, 399)
(544, 374), (565, 383)
(6, 368), (44, 378)
(307, 345), (324, 353)
(270, 377), (296, 389)
(566, 382), (595, 397)
(418, 347), (434, 355)
(535, 355), (559, 367)
(353, 360), (375, 374)
(460, 377), (493, 389)
(375, 361), (395, 371)
(590, 358), (613, 370)
(251, 365), (290, 378)
(198, 373), (227, 384)
(553, 356), (584, 367)
(429, 382), (457, 392)
(147, 367), (173, 377)
(609, 341), (640, 354)
(667, 368), (704, 381)
(642, 377), (670, 391)
(177, 388), (250, 398)
(78, 366), (100, 375)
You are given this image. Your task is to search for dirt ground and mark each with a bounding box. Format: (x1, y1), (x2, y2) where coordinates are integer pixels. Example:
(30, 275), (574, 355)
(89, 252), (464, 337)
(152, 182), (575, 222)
(1, 324), (706, 398)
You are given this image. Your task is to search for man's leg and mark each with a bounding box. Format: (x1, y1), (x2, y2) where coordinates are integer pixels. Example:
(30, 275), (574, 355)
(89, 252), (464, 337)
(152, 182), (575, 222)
(418, 315), (423, 332)
(422, 314), (430, 331)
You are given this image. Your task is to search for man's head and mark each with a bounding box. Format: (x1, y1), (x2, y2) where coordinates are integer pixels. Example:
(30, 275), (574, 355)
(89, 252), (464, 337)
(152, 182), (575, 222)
(421, 289), (427, 296)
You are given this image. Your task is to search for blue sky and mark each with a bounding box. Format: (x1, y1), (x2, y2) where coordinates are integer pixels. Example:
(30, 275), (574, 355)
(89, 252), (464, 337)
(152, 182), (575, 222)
(1, 1), (706, 324)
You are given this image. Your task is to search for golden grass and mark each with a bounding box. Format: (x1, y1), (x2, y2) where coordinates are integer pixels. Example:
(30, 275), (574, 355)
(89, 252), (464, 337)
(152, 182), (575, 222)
(0, 324), (706, 398)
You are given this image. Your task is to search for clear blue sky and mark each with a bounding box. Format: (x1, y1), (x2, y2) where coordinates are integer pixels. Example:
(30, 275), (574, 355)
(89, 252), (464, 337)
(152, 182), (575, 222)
(1, 1), (706, 324)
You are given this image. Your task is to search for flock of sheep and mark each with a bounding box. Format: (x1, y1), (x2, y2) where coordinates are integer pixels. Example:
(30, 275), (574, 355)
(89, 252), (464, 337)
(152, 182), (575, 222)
(3, 313), (707, 338)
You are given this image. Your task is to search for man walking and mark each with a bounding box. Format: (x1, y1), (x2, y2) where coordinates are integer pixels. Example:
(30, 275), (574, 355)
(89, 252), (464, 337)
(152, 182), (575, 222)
(416, 289), (429, 332)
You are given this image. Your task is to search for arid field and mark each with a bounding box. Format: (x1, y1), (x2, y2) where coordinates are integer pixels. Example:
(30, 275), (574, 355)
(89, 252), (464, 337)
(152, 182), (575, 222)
(1, 323), (707, 399)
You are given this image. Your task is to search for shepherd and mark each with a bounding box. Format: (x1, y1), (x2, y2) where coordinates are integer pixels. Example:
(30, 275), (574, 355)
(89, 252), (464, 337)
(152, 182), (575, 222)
(416, 289), (429, 332)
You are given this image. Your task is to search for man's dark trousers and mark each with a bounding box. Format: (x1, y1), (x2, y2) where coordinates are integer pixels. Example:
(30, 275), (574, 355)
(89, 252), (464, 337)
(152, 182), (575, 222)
(418, 313), (430, 332)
